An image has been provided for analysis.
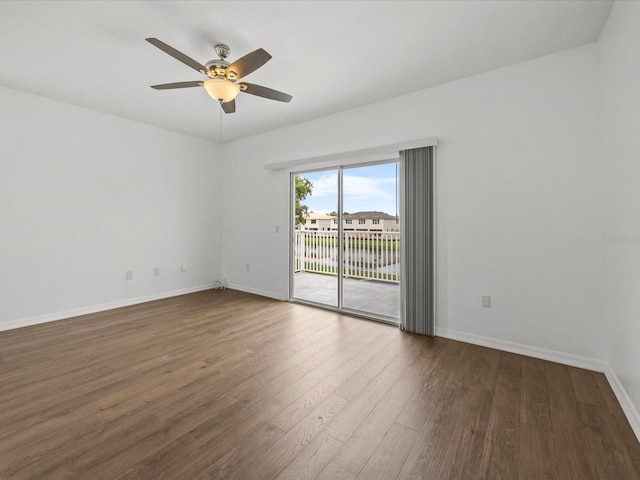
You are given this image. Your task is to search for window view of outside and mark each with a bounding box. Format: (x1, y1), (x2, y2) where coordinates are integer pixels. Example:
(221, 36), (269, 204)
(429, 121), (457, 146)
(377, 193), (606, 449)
(292, 162), (401, 320)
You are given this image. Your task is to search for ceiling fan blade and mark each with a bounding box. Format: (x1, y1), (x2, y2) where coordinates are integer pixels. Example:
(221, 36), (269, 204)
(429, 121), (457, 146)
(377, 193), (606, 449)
(227, 49), (272, 80)
(240, 82), (292, 102)
(146, 38), (208, 74)
(221, 99), (236, 114)
(150, 81), (204, 90)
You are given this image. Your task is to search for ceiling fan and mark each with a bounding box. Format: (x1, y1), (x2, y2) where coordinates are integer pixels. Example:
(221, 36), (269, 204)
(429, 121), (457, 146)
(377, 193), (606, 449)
(146, 38), (292, 114)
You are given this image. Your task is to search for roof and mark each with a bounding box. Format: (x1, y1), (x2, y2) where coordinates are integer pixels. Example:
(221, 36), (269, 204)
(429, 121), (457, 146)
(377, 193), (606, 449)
(343, 211), (398, 220)
(305, 212), (335, 220)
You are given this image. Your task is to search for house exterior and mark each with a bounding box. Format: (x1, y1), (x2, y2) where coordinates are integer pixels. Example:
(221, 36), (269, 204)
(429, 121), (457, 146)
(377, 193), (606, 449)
(301, 212), (335, 231)
(301, 211), (400, 232)
(342, 211), (399, 232)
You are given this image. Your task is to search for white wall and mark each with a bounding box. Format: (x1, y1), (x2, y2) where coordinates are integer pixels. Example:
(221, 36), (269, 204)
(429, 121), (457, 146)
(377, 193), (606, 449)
(222, 43), (605, 362)
(0, 86), (222, 330)
(599, 1), (640, 424)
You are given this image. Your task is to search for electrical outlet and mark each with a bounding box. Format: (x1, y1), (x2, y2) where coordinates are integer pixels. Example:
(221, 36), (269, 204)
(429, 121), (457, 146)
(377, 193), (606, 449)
(180, 265), (187, 273)
(154, 268), (160, 276)
(275, 225), (280, 234)
(482, 296), (491, 308)
(126, 270), (133, 280)
(245, 263), (250, 271)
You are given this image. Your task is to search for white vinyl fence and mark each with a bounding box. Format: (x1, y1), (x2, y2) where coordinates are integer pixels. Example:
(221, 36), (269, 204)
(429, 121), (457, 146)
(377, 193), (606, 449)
(294, 230), (400, 283)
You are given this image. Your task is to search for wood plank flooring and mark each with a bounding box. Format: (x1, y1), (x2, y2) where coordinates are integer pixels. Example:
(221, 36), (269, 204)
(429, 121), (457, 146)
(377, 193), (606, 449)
(0, 289), (638, 479)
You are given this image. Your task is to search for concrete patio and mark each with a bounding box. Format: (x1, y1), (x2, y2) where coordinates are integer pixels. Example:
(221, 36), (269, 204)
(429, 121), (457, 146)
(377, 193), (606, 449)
(292, 272), (400, 320)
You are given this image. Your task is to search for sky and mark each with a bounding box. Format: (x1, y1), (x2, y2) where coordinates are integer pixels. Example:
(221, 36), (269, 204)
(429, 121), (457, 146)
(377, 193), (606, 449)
(298, 162), (399, 216)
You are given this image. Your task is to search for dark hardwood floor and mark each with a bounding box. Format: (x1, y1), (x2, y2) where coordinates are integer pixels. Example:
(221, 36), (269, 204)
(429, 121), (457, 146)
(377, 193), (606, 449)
(0, 289), (638, 479)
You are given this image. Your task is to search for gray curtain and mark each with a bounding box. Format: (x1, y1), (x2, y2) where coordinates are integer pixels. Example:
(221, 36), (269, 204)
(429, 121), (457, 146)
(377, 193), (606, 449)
(400, 146), (435, 336)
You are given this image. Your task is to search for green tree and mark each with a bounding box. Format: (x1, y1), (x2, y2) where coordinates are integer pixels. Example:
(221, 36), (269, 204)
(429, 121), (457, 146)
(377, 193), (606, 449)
(327, 211), (338, 217)
(295, 175), (313, 226)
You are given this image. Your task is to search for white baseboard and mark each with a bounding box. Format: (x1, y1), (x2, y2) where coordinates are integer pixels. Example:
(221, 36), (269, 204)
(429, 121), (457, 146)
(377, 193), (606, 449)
(604, 366), (640, 443)
(436, 326), (640, 443)
(226, 283), (288, 301)
(436, 326), (608, 372)
(0, 283), (214, 332)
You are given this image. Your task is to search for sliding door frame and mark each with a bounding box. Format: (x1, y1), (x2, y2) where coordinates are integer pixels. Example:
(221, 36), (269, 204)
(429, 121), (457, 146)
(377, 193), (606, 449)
(289, 158), (400, 325)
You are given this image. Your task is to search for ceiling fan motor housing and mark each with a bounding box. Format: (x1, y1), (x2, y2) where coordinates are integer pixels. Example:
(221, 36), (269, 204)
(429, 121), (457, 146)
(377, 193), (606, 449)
(203, 44), (240, 80)
(204, 59), (238, 80)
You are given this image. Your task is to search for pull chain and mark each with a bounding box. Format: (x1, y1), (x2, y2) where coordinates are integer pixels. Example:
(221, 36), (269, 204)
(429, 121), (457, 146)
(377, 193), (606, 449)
(219, 103), (222, 144)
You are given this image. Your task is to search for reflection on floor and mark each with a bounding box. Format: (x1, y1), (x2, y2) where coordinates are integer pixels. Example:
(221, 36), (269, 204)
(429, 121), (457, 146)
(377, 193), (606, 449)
(293, 272), (400, 320)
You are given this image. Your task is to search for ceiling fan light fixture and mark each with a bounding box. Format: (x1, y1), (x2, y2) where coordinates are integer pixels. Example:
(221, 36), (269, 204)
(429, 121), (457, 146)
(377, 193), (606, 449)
(203, 78), (240, 102)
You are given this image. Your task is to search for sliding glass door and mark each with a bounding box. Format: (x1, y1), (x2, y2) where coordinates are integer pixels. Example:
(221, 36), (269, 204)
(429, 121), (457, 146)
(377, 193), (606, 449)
(341, 163), (401, 318)
(291, 168), (339, 307)
(290, 161), (400, 323)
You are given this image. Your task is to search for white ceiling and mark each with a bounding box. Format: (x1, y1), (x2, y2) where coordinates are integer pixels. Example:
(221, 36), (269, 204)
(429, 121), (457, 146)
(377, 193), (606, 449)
(0, 0), (613, 143)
